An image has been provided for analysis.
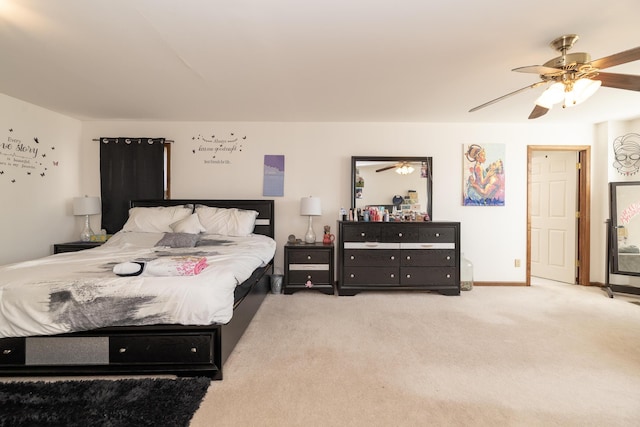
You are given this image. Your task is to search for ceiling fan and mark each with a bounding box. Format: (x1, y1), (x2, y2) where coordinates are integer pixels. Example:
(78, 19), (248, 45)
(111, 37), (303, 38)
(469, 34), (640, 119)
(376, 161), (416, 174)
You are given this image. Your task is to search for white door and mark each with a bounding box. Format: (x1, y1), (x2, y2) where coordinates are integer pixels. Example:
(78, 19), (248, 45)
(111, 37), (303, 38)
(530, 151), (578, 284)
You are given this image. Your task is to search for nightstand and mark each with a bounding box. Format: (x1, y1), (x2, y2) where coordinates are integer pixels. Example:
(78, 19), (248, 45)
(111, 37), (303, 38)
(284, 242), (335, 295)
(53, 241), (104, 254)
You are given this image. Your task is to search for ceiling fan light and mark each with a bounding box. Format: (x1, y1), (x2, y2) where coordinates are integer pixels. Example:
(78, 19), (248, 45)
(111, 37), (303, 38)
(566, 78), (601, 107)
(396, 165), (414, 175)
(535, 82), (565, 108)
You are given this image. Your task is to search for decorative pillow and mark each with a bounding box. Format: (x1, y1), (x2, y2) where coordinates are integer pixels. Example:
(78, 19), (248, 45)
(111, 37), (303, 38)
(195, 206), (259, 236)
(154, 232), (200, 248)
(121, 206), (192, 233)
(170, 213), (206, 234)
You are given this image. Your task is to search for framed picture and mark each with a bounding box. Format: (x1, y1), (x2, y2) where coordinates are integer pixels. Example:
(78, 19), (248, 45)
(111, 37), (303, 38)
(462, 143), (505, 206)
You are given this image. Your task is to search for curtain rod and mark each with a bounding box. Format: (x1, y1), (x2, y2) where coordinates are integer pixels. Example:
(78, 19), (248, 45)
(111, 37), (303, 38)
(92, 138), (173, 143)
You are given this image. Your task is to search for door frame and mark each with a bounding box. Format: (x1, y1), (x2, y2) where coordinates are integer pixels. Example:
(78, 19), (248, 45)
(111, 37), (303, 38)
(527, 145), (591, 286)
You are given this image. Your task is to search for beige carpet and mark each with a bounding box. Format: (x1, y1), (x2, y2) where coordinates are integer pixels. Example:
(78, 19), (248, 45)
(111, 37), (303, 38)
(191, 283), (640, 426)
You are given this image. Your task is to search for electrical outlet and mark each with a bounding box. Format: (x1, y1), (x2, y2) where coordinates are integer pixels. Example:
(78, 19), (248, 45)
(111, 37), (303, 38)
(514, 259), (521, 267)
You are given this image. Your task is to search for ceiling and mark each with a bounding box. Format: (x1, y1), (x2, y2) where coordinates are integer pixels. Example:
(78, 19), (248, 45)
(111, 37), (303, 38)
(1, 0), (640, 124)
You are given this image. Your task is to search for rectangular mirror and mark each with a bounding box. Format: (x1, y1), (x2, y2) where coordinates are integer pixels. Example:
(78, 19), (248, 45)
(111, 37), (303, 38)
(351, 156), (432, 220)
(610, 181), (640, 276)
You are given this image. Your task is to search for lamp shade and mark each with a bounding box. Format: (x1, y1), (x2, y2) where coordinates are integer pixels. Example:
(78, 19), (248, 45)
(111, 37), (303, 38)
(300, 196), (321, 216)
(73, 196), (101, 216)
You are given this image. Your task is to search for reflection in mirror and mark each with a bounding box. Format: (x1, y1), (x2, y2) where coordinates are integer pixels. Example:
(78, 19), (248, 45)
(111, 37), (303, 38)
(351, 156), (432, 220)
(610, 181), (640, 276)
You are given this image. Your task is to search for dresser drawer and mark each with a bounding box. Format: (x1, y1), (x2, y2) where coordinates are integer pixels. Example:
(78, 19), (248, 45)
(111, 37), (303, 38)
(289, 250), (331, 264)
(381, 225), (420, 243)
(400, 249), (456, 266)
(400, 267), (457, 286)
(342, 224), (382, 242)
(343, 267), (400, 285)
(344, 249), (400, 266)
(110, 334), (213, 365)
(419, 227), (456, 243)
(288, 270), (332, 285)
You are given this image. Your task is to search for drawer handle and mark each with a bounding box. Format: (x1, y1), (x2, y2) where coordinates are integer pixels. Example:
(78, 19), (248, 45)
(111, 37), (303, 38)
(361, 232), (365, 237)
(350, 273), (355, 278)
(191, 347), (198, 353)
(406, 256), (411, 260)
(446, 274), (451, 278)
(307, 255), (312, 260)
(2, 349), (11, 355)
(350, 255), (355, 260)
(446, 256), (451, 260)
(390, 274), (395, 278)
(119, 347), (127, 353)
(398, 232), (403, 237)
(390, 256), (395, 260)
(435, 233), (440, 237)
(307, 275), (312, 279)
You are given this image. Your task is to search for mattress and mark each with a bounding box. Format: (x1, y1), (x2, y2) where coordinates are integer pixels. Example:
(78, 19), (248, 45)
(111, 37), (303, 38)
(0, 231), (276, 338)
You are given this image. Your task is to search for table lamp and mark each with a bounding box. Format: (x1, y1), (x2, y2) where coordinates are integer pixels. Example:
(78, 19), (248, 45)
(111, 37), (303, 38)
(300, 196), (321, 244)
(73, 196), (101, 242)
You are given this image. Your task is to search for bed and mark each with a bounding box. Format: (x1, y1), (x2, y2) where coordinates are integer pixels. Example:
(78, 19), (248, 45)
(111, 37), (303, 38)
(0, 199), (275, 380)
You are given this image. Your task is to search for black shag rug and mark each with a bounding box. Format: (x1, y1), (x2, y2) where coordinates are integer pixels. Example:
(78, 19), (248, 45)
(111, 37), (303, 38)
(0, 377), (210, 427)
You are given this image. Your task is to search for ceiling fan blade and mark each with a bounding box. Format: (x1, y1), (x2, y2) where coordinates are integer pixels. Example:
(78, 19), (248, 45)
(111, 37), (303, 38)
(596, 72), (640, 91)
(528, 105), (549, 120)
(592, 46), (640, 69)
(469, 82), (547, 112)
(513, 65), (564, 75)
(376, 165), (396, 173)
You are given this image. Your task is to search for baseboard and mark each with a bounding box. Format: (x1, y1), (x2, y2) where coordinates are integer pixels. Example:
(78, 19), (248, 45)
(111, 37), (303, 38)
(473, 281), (526, 286)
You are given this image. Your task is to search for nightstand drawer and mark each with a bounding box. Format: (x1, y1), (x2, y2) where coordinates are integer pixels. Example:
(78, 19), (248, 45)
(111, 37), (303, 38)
(288, 270), (331, 285)
(288, 250), (331, 264)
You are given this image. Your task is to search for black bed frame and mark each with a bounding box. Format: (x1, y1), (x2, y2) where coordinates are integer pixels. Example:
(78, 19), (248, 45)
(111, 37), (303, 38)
(0, 199), (275, 380)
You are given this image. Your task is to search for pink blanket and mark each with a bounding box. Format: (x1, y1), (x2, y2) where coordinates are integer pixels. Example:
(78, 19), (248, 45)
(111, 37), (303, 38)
(143, 256), (208, 277)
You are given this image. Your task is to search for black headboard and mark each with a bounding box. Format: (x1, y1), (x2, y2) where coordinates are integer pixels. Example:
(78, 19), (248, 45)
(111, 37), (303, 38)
(129, 199), (275, 238)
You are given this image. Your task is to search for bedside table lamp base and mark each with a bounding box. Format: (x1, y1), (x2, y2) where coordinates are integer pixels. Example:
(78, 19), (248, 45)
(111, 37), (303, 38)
(80, 214), (94, 242)
(304, 216), (316, 244)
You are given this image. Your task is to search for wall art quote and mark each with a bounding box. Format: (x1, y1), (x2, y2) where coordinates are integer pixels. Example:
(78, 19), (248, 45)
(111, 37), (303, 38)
(191, 132), (246, 166)
(1, 128), (59, 183)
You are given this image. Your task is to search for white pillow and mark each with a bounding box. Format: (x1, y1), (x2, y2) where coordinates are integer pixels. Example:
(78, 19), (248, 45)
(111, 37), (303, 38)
(121, 206), (192, 233)
(195, 206), (259, 236)
(170, 213), (206, 234)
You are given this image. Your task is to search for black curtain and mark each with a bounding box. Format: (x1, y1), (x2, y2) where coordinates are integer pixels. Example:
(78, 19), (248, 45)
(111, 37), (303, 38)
(100, 137), (165, 234)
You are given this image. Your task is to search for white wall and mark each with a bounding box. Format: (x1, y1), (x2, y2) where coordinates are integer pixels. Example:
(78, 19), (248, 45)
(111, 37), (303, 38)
(6, 92), (633, 285)
(78, 121), (599, 283)
(0, 94), (83, 264)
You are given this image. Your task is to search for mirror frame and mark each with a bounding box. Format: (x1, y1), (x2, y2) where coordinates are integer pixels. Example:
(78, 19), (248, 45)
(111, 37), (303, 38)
(351, 156), (433, 220)
(609, 181), (640, 276)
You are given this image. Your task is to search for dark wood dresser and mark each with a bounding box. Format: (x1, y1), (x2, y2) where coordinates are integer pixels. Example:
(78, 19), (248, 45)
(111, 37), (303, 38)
(338, 221), (460, 296)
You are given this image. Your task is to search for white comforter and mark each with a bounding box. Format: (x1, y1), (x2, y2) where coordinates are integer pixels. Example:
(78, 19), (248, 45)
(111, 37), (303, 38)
(0, 232), (276, 338)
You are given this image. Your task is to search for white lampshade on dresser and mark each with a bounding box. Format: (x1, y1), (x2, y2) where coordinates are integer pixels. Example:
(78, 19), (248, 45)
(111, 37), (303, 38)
(73, 196), (101, 242)
(300, 196), (321, 244)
